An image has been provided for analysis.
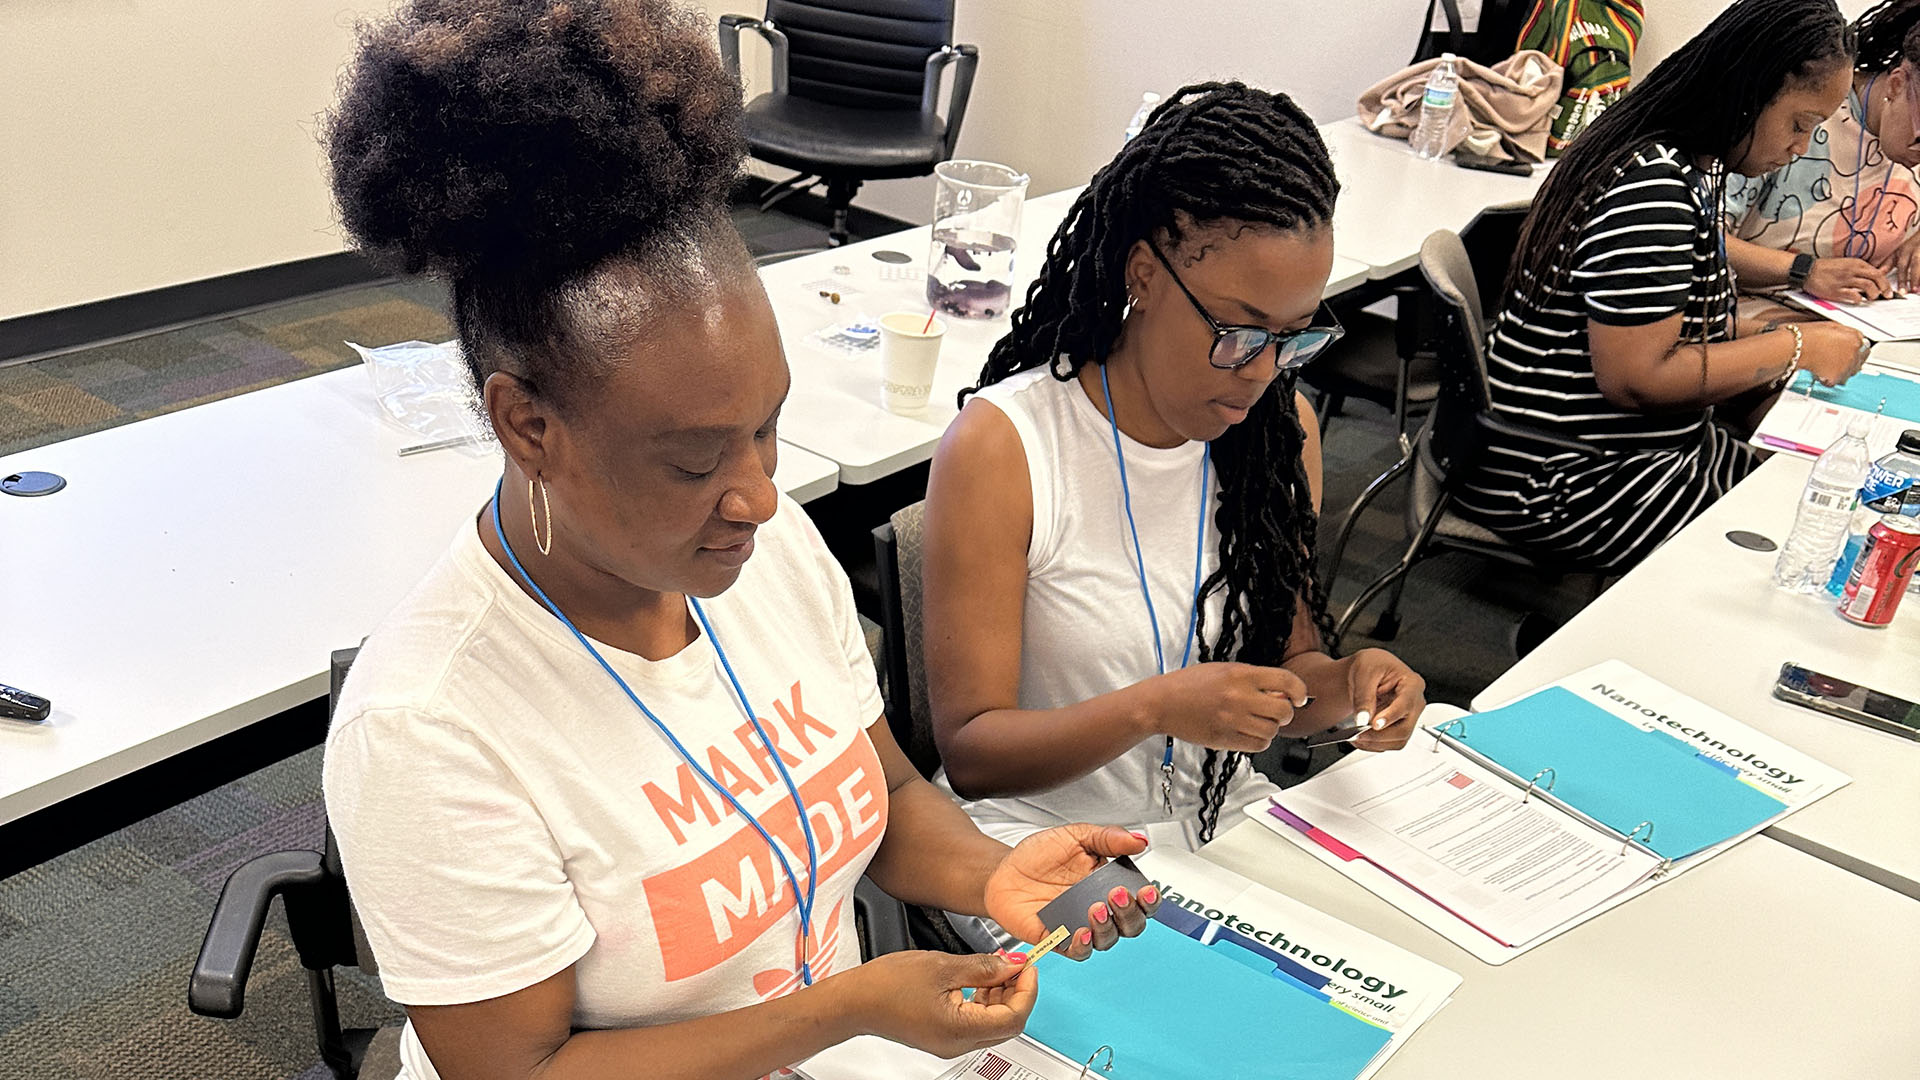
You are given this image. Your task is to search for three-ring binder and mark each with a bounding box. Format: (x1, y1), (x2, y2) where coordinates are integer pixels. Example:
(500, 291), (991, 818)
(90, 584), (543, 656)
(1427, 719), (1674, 873)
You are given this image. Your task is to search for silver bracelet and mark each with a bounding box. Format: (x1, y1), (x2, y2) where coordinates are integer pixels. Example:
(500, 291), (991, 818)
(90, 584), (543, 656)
(1772, 323), (1803, 388)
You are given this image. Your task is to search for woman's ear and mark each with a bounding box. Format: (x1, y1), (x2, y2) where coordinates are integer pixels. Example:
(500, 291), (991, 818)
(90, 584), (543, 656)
(1123, 238), (1158, 308)
(483, 370), (551, 479)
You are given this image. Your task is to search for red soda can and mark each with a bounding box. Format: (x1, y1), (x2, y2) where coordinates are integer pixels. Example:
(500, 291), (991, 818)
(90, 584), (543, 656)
(1838, 517), (1920, 627)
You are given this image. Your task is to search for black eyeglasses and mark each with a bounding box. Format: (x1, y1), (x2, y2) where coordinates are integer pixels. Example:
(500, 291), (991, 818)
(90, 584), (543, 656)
(1150, 243), (1345, 371)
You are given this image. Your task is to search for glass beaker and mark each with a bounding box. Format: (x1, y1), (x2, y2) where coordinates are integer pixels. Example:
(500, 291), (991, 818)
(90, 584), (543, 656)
(926, 160), (1029, 319)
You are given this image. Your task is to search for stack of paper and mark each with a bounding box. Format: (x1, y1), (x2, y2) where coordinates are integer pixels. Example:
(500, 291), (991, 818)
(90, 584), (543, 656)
(1785, 290), (1920, 341)
(1752, 364), (1920, 459)
(1249, 661), (1850, 964)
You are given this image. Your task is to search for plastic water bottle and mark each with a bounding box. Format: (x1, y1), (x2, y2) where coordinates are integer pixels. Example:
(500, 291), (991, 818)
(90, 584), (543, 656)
(1772, 415), (1871, 592)
(1825, 428), (1920, 596)
(1123, 92), (1161, 144)
(1410, 54), (1460, 160)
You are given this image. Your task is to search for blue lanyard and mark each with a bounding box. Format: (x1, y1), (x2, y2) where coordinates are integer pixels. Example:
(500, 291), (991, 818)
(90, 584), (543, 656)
(488, 480), (821, 985)
(1098, 365), (1210, 815)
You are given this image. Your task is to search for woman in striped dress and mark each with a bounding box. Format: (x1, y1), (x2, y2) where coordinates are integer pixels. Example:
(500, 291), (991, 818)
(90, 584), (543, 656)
(1456, 0), (1873, 572)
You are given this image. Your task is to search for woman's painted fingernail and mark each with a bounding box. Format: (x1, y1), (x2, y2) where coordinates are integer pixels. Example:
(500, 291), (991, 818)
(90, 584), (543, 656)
(1092, 903), (1110, 924)
(1128, 830), (1149, 844)
(1356, 710), (1374, 729)
(1110, 888), (1131, 909)
(1141, 886), (1160, 905)
(1298, 695), (1315, 707)
(1005, 951), (1028, 964)
(1077, 928), (1094, 946)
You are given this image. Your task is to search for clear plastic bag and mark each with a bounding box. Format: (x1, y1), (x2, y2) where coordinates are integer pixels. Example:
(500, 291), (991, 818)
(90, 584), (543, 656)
(807, 314), (883, 356)
(346, 339), (494, 447)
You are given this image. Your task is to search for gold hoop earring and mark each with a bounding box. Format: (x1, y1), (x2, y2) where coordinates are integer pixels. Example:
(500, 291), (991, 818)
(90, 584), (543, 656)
(529, 476), (553, 556)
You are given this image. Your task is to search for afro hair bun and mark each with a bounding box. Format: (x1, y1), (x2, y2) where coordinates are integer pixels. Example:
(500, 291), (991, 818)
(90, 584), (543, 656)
(326, 0), (745, 285)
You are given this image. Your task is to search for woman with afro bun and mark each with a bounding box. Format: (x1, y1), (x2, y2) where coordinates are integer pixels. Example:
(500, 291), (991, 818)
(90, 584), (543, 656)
(319, 4), (1157, 1078)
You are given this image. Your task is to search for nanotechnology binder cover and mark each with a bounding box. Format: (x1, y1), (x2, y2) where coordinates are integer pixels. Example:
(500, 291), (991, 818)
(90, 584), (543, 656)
(1024, 916), (1392, 1080)
(1458, 687), (1786, 859)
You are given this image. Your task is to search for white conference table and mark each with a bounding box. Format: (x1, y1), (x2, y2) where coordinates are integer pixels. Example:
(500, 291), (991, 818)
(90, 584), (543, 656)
(1318, 117), (1549, 279)
(1201, 819), (1920, 1079)
(761, 188), (1372, 484)
(1475, 454), (1920, 899)
(766, 120), (1540, 485)
(0, 365), (837, 827)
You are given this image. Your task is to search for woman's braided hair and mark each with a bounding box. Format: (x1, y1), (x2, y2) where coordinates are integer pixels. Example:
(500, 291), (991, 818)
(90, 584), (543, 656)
(965, 82), (1340, 842)
(1851, 0), (1920, 74)
(1507, 0), (1856, 325)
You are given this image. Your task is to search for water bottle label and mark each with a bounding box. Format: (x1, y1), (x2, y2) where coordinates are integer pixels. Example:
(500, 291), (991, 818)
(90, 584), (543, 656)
(1862, 481), (1917, 514)
(1858, 463), (1914, 508)
(1423, 86), (1456, 109)
(1805, 489), (1851, 511)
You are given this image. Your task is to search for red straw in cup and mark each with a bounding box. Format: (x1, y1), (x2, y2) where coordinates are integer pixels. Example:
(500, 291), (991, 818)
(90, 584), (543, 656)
(921, 309), (937, 334)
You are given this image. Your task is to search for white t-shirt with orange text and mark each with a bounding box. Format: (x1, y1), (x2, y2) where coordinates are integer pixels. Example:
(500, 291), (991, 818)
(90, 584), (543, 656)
(323, 494), (888, 1080)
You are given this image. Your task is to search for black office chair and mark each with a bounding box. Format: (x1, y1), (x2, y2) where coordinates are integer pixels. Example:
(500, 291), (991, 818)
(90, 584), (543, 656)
(1328, 229), (1596, 642)
(186, 650), (398, 1080)
(1305, 285), (1436, 441)
(719, 1), (979, 247)
(1319, 203), (1529, 612)
(188, 650), (916, 1079)
(872, 502), (940, 782)
(1307, 202), (1531, 443)
(873, 503), (989, 955)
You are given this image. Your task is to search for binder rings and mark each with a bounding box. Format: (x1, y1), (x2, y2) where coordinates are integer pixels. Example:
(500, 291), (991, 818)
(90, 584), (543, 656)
(1251, 669), (1852, 963)
(1429, 686), (1787, 861)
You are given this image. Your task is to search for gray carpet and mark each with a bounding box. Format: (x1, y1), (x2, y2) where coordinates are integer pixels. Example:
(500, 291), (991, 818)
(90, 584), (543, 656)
(0, 208), (1587, 1079)
(0, 746), (393, 1080)
(1315, 393), (1594, 708)
(0, 280), (453, 459)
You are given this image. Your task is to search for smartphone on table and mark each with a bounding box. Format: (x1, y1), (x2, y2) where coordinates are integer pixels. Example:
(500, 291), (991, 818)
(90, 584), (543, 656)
(1454, 152), (1535, 177)
(1773, 662), (1920, 741)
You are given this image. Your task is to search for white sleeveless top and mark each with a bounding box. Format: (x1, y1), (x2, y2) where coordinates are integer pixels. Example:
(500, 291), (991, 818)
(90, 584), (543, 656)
(937, 366), (1277, 853)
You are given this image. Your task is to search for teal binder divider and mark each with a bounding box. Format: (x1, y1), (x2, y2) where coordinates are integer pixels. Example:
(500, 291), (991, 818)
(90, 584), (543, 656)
(1205, 939), (1330, 1000)
(1025, 919), (1391, 1080)
(1790, 368), (1920, 424)
(1461, 687), (1785, 859)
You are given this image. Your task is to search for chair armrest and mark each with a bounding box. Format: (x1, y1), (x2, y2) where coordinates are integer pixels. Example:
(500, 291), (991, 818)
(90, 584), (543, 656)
(188, 850), (328, 1019)
(922, 44), (979, 159)
(1475, 413), (1597, 457)
(854, 877), (914, 959)
(717, 14), (790, 95)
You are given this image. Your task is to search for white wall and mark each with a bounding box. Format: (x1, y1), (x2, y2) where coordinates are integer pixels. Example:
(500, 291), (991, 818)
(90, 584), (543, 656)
(0, 2), (385, 321)
(4, 0), (1439, 319)
(1637, 0), (1879, 76)
(7, 1), (1882, 321)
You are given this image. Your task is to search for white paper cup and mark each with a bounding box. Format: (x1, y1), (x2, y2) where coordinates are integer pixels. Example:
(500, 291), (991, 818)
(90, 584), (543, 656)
(879, 311), (946, 415)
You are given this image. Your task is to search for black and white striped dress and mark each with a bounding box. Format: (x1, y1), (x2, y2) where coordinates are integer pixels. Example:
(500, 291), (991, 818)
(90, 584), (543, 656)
(1454, 142), (1758, 572)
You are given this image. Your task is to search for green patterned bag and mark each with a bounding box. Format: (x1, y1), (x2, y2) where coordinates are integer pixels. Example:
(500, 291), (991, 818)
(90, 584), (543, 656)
(1517, 0), (1644, 156)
